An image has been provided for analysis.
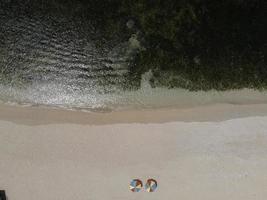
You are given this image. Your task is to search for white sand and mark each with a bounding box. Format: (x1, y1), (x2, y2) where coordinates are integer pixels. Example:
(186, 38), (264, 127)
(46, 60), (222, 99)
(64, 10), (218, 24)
(0, 105), (267, 199)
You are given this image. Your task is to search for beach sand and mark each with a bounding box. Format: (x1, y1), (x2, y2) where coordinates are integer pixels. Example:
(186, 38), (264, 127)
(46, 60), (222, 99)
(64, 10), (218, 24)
(0, 104), (267, 199)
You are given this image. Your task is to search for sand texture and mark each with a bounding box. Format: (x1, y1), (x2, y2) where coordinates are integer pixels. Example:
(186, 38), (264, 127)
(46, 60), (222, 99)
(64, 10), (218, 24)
(0, 104), (267, 199)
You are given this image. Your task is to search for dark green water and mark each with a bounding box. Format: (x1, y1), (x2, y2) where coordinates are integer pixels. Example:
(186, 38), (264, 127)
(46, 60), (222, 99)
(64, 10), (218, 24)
(0, 0), (266, 110)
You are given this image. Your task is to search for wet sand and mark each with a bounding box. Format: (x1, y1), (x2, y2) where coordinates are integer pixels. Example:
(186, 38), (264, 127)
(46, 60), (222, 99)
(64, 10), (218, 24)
(1, 103), (267, 125)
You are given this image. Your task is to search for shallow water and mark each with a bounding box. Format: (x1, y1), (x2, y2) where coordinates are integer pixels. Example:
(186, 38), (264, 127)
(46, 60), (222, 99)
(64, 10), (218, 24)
(0, 7), (132, 110)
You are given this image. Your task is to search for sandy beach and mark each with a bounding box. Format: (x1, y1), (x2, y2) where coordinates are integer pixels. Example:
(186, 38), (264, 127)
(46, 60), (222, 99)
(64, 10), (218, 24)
(1, 0), (267, 199)
(0, 103), (267, 200)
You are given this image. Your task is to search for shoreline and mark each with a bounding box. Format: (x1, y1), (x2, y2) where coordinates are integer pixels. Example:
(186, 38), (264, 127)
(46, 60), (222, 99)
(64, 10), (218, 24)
(1, 102), (267, 125)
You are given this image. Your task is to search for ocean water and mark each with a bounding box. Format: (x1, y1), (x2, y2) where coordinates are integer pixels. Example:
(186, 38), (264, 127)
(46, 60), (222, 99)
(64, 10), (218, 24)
(1, 4), (267, 111)
(0, 7), (128, 110)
